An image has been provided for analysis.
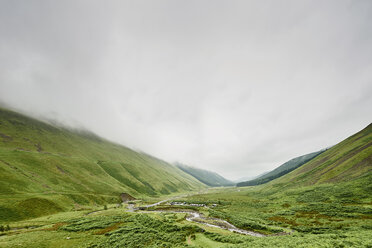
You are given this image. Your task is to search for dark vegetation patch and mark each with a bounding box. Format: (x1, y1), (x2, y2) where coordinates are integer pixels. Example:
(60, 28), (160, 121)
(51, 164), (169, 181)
(96, 161), (157, 195)
(42, 222), (67, 231)
(296, 189), (330, 202)
(163, 182), (178, 193)
(208, 208), (283, 234)
(65, 194), (93, 206)
(313, 141), (372, 183)
(61, 215), (124, 232)
(0, 132), (12, 142)
(329, 155), (372, 183)
(121, 163), (157, 194)
(16, 198), (63, 219)
(159, 188), (170, 194)
(94, 222), (122, 235)
(268, 216), (299, 226)
(204, 231), (246, 244)
(34, 142), (43, 152)
(0, 198), (63, 222)
(0, 206), (20, 222)
(119, 193), (136, 202)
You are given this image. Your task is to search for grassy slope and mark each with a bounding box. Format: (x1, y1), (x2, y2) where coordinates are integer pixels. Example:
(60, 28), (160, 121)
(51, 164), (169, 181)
(0, 108), (205, 221)
(237, 150), (325, 187)
(271, 123), (372, 188)
(175, 163), (234, 187)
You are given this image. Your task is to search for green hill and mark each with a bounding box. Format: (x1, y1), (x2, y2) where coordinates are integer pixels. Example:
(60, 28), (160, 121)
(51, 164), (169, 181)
(178, 124), (372, 247)
(175, 163), (234, 187)
(270, 123), (372, 187)
(237, 150), (325, 187)
(0, 108), (205, 221)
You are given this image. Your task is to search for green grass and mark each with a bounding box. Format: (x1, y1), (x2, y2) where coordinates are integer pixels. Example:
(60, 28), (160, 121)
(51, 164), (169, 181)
(0, 108), (205, 221)
(1, 177), (371, 248)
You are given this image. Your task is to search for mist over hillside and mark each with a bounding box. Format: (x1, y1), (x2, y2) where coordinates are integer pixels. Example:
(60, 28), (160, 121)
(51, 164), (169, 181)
(175, 163), (234, 187)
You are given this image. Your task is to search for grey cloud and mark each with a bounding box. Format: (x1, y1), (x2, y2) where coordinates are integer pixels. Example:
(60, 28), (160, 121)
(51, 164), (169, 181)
(0, 0), (371, 180)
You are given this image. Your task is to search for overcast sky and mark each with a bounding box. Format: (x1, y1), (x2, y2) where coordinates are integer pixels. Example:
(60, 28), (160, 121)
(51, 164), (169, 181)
(0, 0), (371, 180)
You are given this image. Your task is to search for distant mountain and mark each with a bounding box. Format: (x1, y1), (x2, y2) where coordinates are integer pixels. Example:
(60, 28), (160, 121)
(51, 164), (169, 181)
(237, 150), (325, 187)
(175, 163), (234, 187)
(234, 171), (269, 183)
(272, 123), (372, 187)
(0, 108), (205, 221)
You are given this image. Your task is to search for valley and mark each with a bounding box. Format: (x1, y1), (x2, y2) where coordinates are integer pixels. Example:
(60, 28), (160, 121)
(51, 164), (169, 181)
(0, 108), (371, 247)
(0, 177), (371, 248)
(1, 1), (372, 247)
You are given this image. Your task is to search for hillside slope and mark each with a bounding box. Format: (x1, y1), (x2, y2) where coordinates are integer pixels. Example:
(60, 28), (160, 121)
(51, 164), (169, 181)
(175, 163), (234, 187)
(270, 123), (372, 188)
(237, 150), (325, 187)
(0, 108), (205, 221)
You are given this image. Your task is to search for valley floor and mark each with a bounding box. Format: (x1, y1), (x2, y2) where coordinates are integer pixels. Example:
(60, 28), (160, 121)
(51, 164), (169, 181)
(0, 177), (371, 248)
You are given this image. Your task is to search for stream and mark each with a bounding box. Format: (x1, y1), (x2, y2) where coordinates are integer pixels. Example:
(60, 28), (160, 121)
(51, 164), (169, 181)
(165, 210), (265, 237)
(134, 199), (267, 237)
(90, 192), (290, 237)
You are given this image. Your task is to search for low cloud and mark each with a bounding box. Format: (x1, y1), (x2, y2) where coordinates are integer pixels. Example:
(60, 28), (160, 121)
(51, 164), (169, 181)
(1, 0), (371, 180)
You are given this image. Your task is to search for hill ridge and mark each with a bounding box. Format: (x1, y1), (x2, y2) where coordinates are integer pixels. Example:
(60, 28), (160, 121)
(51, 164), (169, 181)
(237, 150), (325, 187)
(0, 108), (205, 221)
(269, 123), (372, 188)
(175, 163), (234, 187)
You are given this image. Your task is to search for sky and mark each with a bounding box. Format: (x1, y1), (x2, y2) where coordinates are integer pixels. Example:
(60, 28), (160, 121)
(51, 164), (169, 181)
(0, 0), (371, 180)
